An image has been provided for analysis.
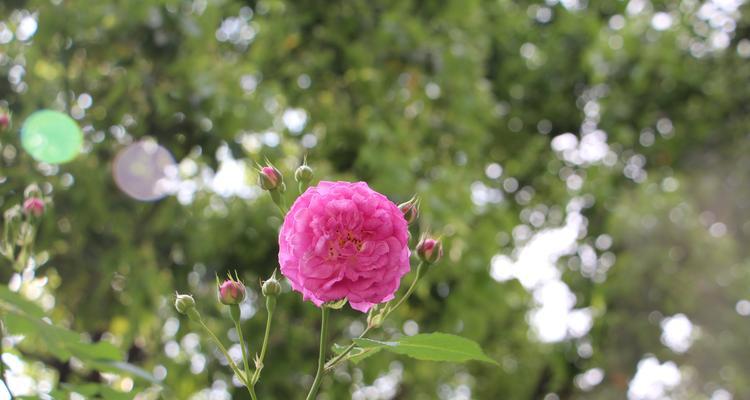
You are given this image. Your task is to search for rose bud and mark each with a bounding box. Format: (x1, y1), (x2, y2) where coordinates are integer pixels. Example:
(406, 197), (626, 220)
(262, 271), (282, 297)
(218, 279), (246, 305)
(259, 165), (284, 191)
(174, 293), (196, 314)
(175, 293), (200, 321)
(23, 198), (45, 217)
(294, 164), (313, 184)
(262, 270), (281, 313)
(0, 112), (9, 131)
(416, 237), (443, 264)
(398, 195), (420, 225)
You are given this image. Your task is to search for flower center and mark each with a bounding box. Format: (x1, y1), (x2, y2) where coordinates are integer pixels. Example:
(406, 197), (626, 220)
(327, 229), (364, 259)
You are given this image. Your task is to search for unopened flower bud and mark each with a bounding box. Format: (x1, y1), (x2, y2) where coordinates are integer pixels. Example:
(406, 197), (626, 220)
(218, 279), (246, 305)
(294, 164), (313, 184)
(262, 271), (281, 297)
(259, 166), (283, 191)
(0, 112), (10, 131)
(23, 198), (45, 217)
(174, 293), (196, 314)
(367, 311), (384, 329)
(416, 237), (443, 264)
(398, 195), (420, 225)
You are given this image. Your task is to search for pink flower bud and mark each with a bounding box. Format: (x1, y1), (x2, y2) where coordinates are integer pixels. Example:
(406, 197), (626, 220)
(0, 113), (9, 131)
(218, 279), (246, 305)
(416, 237), (443, 264)
(398, 195), (420, 225)
(23, 198), (45, 217)
(259, 165), (283, 191)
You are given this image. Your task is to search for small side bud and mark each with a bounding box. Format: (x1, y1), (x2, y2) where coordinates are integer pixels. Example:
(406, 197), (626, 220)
(416, 237), (443, 264)
(218, 278), (246, 305)
(23, 198), (45, 217)
(259, 165), (283, 191)
(262, 270), (281, 297)
(367, 311), (384, 329)
(175, 293), (196, 314)
(294, 164), (313, 184)
(398, 195), (420, 225)
(262, 270), (281, 313)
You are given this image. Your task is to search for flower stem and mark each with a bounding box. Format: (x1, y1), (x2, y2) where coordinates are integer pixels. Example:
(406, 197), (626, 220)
(197, 318), (247, 386)
(230, 305), (252, 385)
(269, 190), (288, 215)
(250, 307), (274, 385)
(305, 307), (330, 400)
(387, 261), (425, 315)
(247, 384), (257, 400)
(324, 262), (425, 371)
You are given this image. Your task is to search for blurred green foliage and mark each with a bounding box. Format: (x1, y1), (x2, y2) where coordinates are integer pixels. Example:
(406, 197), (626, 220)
(1, 0), (750, 398)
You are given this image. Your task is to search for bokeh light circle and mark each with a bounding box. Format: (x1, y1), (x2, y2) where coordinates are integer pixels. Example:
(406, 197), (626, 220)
(113, 140), (176, 201)
(21, 110), (83, 164)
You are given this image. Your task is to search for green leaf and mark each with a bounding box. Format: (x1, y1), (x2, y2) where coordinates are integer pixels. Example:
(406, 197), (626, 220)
(331, 343), (347, 354)
(353, 333), (498, 365)
(324, 299), (348, 309)
(347, 347), (383, 364)
(60, 383), (101, 396)
(89, 360), (161, 384)
(4, 311), (122, 362)
(0, 285), (45, 318)
(0, 288), (152, 385)
(68, 340), (122, 361)
(4, 312), (73, 360)
(59, 383), (134, 399)
(331, 343), (382, 365)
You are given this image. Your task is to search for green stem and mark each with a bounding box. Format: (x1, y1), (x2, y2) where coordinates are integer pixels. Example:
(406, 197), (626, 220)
(305, 307), (330, 400)
(250, 307), (274, 384)
(324, 326), (370, 372)
(247, 384), (257, 400)
(325, 262), (425, 371)
(231, 307), (252, 385)
(387, 261), (425, 315)
(0, 320), (15, 399)
(269, 190), (288, 215)
(197, 319), (247, 385)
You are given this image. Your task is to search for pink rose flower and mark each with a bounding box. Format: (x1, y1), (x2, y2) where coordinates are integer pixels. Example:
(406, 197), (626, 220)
(278, 181), (410, 312)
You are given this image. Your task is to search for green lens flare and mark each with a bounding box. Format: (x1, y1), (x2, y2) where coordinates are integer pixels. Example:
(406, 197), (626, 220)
(21, 110), (83, 164)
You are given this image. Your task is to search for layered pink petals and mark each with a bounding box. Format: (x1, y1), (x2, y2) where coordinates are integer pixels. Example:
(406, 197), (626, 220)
(278, 181), (410, 312)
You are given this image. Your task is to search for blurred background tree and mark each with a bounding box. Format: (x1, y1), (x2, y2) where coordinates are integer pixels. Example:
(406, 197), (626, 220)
(1, 0), (749, 398)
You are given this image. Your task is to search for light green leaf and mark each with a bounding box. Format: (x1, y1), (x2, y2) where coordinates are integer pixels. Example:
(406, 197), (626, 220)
(324, 299), (348, 309)
(331, 343), (382, 365)
(3, 308), (120, 362)
(68, 340), (122, 361)
(90, 360), (161, 384)
(0, 285), (45, 318)
(354, 333), (498, 365)
(60, 383), (101, 396)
